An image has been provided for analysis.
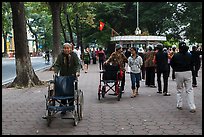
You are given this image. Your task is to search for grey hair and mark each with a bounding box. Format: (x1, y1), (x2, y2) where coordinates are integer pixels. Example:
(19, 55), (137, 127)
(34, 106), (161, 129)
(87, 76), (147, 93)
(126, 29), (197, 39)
(63, 43), (72, 48)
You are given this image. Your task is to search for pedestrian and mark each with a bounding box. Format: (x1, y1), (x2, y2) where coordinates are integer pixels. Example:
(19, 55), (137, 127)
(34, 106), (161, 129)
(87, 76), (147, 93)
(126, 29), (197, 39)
(144, 45), (156, 87)
(97, 47), (106, 70)
(138, 47), (145, 81)
(165, 47), (172, 77)
(45, 50), (50, 64)
(104, 44), (128, 92)
(154, 44), (170, 96)
(169, 45), (177, 80)
(83, 47), (91, 73)
(125, 47), (131, 73)
(73, 46), (83, 70)
(190, 45), (202, 87)
(92, 48), (97, 64)
(128, 47), (143, 98)
(53, 42), (81, 115)
(170, 41), (196, 113)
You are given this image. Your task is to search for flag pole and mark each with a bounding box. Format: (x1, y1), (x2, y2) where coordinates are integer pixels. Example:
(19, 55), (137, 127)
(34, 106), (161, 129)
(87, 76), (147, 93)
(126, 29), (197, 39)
(105, 24), (120, 36)
(100, 21), (119, 36)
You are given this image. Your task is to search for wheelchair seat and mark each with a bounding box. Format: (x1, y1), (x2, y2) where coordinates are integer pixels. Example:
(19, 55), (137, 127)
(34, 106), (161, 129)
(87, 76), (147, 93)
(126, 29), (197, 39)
(102, 64), (120, 80)
(54, 75), (76, 98)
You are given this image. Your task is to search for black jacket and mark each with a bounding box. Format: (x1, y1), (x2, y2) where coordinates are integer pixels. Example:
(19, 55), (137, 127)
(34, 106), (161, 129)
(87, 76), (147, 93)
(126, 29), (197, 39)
(190, 50), (202, 66)
(170, 52), (193, 72)
(155, 50), (168, 72)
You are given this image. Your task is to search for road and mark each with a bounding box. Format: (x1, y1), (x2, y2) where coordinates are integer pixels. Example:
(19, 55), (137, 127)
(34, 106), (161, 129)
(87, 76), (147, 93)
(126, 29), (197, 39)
(2, 56), (52, 85)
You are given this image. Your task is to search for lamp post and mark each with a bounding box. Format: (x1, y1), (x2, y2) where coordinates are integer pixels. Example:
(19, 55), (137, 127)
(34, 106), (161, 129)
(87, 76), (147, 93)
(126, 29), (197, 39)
(135, 2), (141, 35)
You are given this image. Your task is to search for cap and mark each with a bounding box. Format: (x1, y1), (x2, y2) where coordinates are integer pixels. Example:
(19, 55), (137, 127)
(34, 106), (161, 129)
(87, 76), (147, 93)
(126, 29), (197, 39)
(172, 45), (176, 49)
(115, 44), (122, 50)
(156, 43), (163, 50)
(179, 41), (186, 49)
(163, 47), (167, 51)
(138, 47), (144, 53)
(147, 45), (154, 50)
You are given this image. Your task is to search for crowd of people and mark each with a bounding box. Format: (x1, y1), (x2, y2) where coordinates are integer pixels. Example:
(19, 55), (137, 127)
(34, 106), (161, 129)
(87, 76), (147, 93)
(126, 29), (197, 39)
(52, 41), (202, 114)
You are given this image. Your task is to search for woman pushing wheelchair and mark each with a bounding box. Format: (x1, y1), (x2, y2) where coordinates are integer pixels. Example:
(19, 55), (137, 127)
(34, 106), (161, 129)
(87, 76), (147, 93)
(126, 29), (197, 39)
(52, 42), (81, 115)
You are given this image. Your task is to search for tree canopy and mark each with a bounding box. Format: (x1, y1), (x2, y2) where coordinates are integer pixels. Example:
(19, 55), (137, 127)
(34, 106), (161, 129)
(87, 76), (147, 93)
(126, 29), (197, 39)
(2, 2), (202, 49)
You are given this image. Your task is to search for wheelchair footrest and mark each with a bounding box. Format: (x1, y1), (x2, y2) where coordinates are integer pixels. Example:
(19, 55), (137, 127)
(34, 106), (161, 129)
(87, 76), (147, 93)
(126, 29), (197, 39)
(42, 115), (56, 119)
(48, 106), (75, 111)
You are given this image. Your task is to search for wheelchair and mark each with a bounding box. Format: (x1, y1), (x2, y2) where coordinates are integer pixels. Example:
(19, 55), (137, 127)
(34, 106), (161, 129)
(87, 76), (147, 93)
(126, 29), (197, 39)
(98, 64), (123, 101)
(42, 75), (84, 127)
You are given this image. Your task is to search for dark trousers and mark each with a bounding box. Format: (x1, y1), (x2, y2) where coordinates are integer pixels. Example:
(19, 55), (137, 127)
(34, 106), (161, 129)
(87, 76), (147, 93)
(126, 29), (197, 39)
(141, 66), (145, 80)
(157, 70), (168, 93)
(167, 64), (170, 77)
(172, 69), (175, 80)
(99, 60), (104, 70)
(145, 67), (155, 86)
(192, 64), (200, 85)
(119, 72), (125, 91)
(93, 57), (96, 64)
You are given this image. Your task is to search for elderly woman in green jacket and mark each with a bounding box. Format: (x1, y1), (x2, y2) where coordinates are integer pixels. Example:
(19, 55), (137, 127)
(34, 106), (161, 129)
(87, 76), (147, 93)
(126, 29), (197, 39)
(53, 43), (81, 77)
(53, 42), (80, 115)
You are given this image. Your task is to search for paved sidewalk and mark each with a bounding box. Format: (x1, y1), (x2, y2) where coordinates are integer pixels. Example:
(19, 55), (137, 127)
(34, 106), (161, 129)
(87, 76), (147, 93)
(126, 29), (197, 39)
(2, 64), (202, 135)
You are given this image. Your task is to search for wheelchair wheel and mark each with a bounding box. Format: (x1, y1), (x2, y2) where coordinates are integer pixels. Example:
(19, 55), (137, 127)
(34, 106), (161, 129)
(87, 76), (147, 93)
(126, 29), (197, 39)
(73, 110), (78, 126)
(47, 110), (52, 127)
(98, 85), (101, 100)
(46, 88), (55, 127)
(102, 86), (105, 98)
(79, 91), (84, 120)
(117, 87), (122, 101)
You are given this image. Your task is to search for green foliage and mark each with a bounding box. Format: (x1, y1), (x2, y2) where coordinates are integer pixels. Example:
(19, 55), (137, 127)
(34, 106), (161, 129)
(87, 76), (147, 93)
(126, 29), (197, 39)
(24, 2), (53, 51)
(2, 2), (12, 33)
(2, 2), (202, 50)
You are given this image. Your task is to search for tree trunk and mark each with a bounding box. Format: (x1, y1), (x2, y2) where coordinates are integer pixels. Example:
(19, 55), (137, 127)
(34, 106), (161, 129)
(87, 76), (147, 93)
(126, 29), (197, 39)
(60, 13), (68, 42)
(3, 31), (8, 57)
(80, 24), (83, 54)
(63, 3), (74, 46)
(49, 2), (62, 64)
(9, 2), (42, 88)
(75, 14), (80, 48)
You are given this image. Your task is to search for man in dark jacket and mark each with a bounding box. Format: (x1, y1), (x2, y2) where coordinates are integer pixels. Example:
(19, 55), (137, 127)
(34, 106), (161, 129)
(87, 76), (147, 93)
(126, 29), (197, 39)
(155, 44), (170, 96)
(170, 41), (196, 113)
(190, 45), (202, 87)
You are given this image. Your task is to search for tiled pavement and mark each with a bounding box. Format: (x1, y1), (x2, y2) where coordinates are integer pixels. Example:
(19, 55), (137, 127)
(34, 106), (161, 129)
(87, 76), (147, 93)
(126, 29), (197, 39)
(2, 64), (202, 135)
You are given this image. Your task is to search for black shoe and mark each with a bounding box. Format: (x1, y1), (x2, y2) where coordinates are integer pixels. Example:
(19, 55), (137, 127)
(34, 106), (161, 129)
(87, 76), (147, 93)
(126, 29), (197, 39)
(177, 107), (183, 110)
(192, 84), (197, 87)
(190, 109), (196, 113)
(163, 93), (171, 96)
(157, 91), (162, 94)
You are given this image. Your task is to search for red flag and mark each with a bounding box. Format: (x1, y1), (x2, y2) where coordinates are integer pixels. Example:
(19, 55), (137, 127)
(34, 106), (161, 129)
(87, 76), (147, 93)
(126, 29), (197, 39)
(99, 21), (105, 31)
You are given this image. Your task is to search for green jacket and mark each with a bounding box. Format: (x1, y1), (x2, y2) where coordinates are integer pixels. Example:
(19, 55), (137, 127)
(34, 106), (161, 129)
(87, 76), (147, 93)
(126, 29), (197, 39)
(53, 52), (80, 76)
